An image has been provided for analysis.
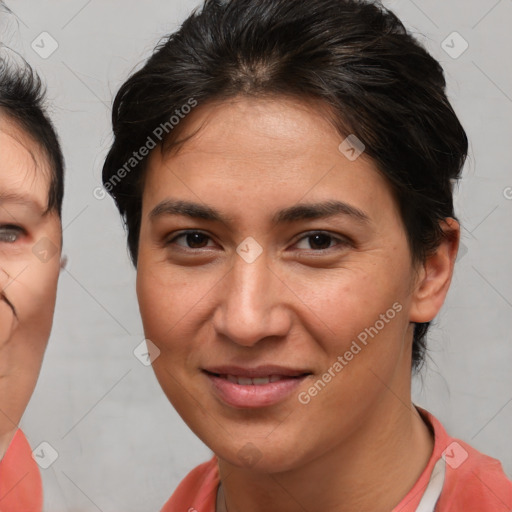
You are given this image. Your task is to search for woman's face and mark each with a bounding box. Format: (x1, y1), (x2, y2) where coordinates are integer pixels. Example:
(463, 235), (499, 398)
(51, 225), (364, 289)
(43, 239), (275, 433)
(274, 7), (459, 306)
(0, 117), (61, 394)
(136, 97), (438, 471)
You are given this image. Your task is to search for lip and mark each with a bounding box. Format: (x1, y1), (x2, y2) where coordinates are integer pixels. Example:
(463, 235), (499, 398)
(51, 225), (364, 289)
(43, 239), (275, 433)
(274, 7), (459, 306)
(204, 365), (311, 378)
(203, 365), (311, 408)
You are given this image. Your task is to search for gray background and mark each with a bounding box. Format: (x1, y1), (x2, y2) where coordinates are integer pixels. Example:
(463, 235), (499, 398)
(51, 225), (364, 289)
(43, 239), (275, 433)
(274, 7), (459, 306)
(2, 0), (511, 510)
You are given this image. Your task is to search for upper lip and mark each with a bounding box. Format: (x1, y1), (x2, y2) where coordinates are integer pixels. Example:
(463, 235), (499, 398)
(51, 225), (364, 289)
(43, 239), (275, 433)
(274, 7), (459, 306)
(203, 365), (312, 378)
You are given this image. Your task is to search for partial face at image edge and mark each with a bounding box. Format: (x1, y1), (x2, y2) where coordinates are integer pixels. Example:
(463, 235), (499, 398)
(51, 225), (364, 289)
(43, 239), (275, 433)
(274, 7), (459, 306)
(0, 116), (62, 420)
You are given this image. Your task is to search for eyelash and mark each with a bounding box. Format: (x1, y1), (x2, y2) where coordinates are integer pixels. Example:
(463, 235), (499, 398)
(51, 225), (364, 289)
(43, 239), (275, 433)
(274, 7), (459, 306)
(166, 230), (351, 253)
(0, 225), (25, 244)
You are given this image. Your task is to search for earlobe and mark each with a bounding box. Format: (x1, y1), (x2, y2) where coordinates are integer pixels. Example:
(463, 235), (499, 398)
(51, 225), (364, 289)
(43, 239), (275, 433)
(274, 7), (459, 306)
(409, 218), (460, 324)
(60, 255), (68, 272)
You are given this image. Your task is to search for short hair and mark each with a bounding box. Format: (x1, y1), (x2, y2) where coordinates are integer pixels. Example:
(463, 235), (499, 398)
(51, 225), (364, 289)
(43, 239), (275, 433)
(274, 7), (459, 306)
(102, 0), (468, 371)
(0, 49), (64, 217)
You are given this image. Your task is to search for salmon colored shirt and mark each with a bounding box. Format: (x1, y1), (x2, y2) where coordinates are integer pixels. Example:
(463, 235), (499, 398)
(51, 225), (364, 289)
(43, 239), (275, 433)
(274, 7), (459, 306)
(0, 429), (42, 512)
(161, 408), (512, 511)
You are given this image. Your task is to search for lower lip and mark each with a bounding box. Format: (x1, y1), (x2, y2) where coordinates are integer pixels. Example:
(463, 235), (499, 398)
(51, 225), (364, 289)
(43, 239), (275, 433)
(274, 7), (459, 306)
(204, 372), (309, 408)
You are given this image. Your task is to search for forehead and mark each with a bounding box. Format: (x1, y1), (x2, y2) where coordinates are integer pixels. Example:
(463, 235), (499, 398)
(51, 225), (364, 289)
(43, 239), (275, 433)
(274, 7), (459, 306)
(163, 96), (340, 162)
(143, 96), (395, 214)
(0, 115), (50, 214)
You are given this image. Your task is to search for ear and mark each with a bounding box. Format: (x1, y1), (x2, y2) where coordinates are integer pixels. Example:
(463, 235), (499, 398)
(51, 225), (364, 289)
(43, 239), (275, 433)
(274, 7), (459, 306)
(409, 218), (460, 324)
(60, 255), (68, 272)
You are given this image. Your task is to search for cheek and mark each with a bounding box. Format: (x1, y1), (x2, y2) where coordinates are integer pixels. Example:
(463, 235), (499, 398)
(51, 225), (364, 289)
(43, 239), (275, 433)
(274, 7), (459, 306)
(137, 268), (201, 410)
(136, 255), (220, 340)
(0, 300), (17, 345)
(136, 265), (192, 346)
(11, 260), (60, 329)
(286, 265), (407, 349)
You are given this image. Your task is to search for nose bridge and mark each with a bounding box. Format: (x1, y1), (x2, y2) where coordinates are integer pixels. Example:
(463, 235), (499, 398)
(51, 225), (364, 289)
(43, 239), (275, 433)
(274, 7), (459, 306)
(215, 252), (289, 346)
(233, 255), (271, 309)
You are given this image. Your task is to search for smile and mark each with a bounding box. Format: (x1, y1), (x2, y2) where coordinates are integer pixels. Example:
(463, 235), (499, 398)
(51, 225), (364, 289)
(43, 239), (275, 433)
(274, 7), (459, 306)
(223, 374), (289, 385)
(202, 366), (311, 408)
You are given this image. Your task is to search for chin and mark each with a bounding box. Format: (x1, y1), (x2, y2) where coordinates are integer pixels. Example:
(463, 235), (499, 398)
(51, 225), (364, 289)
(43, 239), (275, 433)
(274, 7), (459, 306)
(206, 428), (311, 474)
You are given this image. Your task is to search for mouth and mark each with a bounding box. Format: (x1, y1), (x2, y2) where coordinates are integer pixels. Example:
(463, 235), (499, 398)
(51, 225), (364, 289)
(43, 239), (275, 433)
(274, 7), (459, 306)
(214, 374), (297, 385)
(202, 366), (312, 408)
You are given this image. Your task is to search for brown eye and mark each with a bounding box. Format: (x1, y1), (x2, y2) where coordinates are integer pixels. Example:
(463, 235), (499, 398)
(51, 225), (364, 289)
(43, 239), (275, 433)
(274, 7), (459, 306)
(294, 231), (349, 251)
(307, 234), (333, 250)
(168, 231), (214, 249)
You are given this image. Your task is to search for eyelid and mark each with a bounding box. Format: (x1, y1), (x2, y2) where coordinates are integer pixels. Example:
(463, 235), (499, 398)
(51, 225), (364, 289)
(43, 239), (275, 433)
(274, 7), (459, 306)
(0, 224), (25, 232)
(1, 224), (25, 230)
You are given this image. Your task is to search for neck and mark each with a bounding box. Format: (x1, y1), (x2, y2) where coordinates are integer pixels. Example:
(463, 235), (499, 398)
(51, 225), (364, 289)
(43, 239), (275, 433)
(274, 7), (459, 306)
(0, 427), (18, 461)
(217, 399), (434, 512)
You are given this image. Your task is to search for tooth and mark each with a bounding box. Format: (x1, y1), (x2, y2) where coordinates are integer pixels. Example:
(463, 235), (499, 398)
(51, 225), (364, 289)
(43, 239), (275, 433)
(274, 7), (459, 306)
(269, 375), (281, 383)
(226, 375), (238, 384)
(253, 377), (270, 385)
(237, 377), (253, 385)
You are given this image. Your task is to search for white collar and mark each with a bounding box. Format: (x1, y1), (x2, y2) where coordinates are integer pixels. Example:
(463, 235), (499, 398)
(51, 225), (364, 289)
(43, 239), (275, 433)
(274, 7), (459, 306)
(414, 457), (446, 512)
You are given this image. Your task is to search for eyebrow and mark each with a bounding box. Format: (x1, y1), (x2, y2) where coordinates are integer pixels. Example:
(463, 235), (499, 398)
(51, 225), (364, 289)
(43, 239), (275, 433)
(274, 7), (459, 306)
(149, 199), (370, 225)
(0, 192), (46, 214)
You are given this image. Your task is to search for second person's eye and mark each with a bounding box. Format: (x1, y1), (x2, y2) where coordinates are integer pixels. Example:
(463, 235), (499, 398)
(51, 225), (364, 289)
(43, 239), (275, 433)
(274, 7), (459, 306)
(0, 225), (25, 244)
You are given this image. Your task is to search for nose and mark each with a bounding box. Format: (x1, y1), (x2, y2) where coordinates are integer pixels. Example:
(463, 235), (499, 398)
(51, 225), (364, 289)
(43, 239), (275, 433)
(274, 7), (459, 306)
(212, 253), (292, 347)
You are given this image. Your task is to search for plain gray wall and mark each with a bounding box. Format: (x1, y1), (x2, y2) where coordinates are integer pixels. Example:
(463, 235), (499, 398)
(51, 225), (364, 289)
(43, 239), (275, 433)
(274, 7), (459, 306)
(2, 0), (511, 510)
